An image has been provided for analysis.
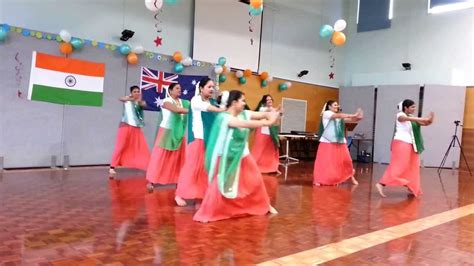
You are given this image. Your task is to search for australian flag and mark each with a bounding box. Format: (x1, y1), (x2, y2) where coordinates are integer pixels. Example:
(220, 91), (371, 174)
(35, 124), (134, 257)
(140, 67), (207, 111)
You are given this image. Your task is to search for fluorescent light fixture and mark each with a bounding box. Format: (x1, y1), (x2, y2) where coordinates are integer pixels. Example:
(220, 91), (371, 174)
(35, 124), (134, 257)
(389, 0), (394, 19)
(356, 0), (360, 24)
(428, 0), (474, 14)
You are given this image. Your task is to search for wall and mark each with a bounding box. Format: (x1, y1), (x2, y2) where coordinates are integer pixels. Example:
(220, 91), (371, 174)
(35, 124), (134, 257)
(461, 87), (474, 171)
(219, 75), (339, 132)
(344, 0), (474, 86)
(0, 0), (348, 87)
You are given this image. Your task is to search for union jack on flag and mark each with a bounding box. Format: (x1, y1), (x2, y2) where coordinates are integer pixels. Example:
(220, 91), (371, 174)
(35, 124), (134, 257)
(139, 67), (206, 112)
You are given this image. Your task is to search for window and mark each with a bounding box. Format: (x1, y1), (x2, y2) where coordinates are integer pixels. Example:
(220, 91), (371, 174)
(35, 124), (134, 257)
(428, 0), (474, 14)
(357, 0), (393, 32)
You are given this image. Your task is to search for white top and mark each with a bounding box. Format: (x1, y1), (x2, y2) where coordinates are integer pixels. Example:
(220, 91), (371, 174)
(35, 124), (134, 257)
(394, 112), (413, 144)
(259, 106), (271, 135)
(319, 110), (346, 144)
(191, 95), (211, 139)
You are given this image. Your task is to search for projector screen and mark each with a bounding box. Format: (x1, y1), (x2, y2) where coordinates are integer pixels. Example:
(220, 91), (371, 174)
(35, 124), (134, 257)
(193, 0), (263, 71)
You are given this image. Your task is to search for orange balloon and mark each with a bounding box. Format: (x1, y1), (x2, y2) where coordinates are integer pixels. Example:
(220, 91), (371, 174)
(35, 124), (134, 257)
(250, 0), (263, 9)
(244, 69), (252, 77)
(59, 42), (73, 55)
(173, 51), (183, 62)
(331, 31), (346, 46)
(260, 71), (269, 80)
(127, 53), (138, 65)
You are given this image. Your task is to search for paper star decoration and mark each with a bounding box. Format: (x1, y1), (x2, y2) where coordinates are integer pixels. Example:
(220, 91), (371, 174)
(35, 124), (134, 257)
(329, 72), (335, 79)
(154, 36), (163, 47)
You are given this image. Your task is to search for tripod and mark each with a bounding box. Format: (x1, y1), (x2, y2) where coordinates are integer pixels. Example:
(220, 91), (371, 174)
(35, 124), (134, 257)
(437, 121), (472, 176)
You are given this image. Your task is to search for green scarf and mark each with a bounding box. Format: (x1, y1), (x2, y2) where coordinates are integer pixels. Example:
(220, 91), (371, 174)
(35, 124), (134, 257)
(158, 100), (190, 151)
(411, 122), (424, 154)
(205, 112), (249, 199)
(317, 117), (345, 143)
(269, 125), (280, 148)
(187, 98), (218, 147)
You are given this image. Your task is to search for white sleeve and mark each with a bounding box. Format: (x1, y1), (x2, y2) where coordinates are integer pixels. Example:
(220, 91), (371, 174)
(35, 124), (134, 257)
(323, 110), (335, 120)
(191, 97), (211, 112)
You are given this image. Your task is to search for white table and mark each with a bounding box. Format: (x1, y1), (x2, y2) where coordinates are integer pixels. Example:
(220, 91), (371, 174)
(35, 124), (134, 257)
(278, 134), (318, 166)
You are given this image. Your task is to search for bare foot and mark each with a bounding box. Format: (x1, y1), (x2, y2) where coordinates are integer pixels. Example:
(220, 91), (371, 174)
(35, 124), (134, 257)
(351, 176), (359, 185)
(174, 196), (187, 207)
(108, 168), (116, 178)
(146, 183), (154, 193)
(195, 202), (201, 210)
(375, 183), (386, 197)
(276, 169), (282, 175)
(314, 182), (321, 186)
(269, 205), (278, 214)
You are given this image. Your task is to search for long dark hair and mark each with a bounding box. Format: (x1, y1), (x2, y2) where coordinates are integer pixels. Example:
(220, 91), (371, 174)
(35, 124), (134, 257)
(325, 100), (337, 111)
(198, 76), (212, 93)
(217, 90), (245, 109)
(255, 94), (272, 111)
(401, 99), (415, 112)
(130, 85), (140, 93)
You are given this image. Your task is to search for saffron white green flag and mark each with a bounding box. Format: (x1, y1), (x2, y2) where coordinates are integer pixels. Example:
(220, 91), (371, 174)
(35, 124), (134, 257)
(28, 51), (105, 106)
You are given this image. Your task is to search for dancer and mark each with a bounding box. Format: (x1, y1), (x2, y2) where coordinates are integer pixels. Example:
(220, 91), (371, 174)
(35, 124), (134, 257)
(146, 83), (189, 191)
(109, 85), (150, 177)
(313, 100), (363, 186)
(376, 99), (434, 197)
(193, 90), (279, 223)
(251, 94), (282, 174)
(174, 77), (224, 206)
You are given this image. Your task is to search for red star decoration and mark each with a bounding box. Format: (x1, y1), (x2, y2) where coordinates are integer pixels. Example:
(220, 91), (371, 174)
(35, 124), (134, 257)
(329, 72), (335, 79)
(154, 36), (163, 47)
(17, 90), (22, 98)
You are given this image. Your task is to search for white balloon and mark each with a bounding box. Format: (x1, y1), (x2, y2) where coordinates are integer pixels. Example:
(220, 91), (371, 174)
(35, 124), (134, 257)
(266, 76), (273, 82)
(59, 30), (71, 43)
(145, 0), (163, 12)
(182, 57), (193, 66)
(223, 65), (231, 73)
(214, 65), (223, 74)
(235, 70), (244, 78)
(284, 81), (292, 88)
(132, 45), (144, 54)
(334, 19), (347, 32)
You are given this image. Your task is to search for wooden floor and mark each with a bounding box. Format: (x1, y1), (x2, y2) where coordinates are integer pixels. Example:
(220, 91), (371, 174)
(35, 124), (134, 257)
(0, 162), (473, 265)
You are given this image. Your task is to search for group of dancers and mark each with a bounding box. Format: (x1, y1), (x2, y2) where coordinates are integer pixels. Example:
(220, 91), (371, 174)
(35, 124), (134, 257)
(108, 76), (435, 223)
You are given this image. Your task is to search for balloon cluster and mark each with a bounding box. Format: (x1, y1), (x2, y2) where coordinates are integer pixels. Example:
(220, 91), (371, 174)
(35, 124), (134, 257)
(278, 81), (292, 91)
(172, 51), (193, 73)
(249, 0), (263, 15)
(0, 24), (10, 42)
(119, 44), (145, 65)
(214, 57), (230, 83)
(58, 30), (83, 55)
(259, 71), (273, 87)
(235, 69), (252, 85)
(319, 19), (347, 46)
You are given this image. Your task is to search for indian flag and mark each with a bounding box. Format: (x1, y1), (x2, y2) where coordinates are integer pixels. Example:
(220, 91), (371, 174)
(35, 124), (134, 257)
(28, 51), (105, 107)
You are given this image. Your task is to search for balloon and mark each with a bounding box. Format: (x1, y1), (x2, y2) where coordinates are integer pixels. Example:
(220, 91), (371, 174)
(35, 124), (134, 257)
(0, 29), (7, 41)
(249, 6), (263, 16)
(217, 57), (226, 66)
(223, 65), (231, 73)
(284, 81), (292, 88)
(214, 65), (223, 74)
(132, 45), (144, 54)
(1, 24), (10, 32)
(235, 70), (244, 78)
(165, 0), (178, 4)
(334, 19), (347, 32)
(266, 76), (273, 82)
(127, 53), (138, 64)
(261, 80), (268, 87)
(174, 62), (184, 73)
(173, 51), (183, 62)
(182, 57), (193, 66)
(250, 0), (263, 9)
(239, 77), (247, 84)
(243, 69), (252, 77)
(59, 43), (73, 55)
(260, 71), (269, 80)
(22, 29), (30, 37)
(319, 24), (334, 38)
(331, 31), (346, 46)
(145, 0), (163, 12)
(219, 75), (227, 83)
(70, 38), (84, 50)
(119, 44), (131, 55)
(278, 83), (288, 91)
(59, 30), (71, 43)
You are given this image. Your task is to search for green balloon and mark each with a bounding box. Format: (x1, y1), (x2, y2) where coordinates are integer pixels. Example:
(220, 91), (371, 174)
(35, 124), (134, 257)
(261, 80), (268, 87)
(239, 77), (247, 84)
(219, 75), (227, 83)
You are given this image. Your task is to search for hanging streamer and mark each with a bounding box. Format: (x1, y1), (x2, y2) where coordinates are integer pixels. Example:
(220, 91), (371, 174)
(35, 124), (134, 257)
(248, 12), (254, 46)
(153, 2), (163, 46)
(14, 52), (23, 97)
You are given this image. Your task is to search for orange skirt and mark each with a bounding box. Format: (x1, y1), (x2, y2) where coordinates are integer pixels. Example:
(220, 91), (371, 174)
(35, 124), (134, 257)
(379, 140), (422, 197)
(175, 139), (208, 200)
(193, 156), (270, 222)
(251, 128), (280, 173)
(110, 123), (150, 171)
(146, 127), (186, 184)
(313, 142), (353, 185)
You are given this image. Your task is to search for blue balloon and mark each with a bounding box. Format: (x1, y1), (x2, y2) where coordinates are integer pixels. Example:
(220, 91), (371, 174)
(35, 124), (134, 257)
(319, 24), (334, 38)
(70, 38), (84, 50)
(218, 57), (226, 66)
(279, 83), (288, 91)
(1, 24), (10, 32)
(119, 44), (131, 55)
(0, 29), (7, 41)
(22, 29), (30, 37)
(165, 0), (178, 4)
(174, 62), (184, 73)
(249, 6), (263, 16)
